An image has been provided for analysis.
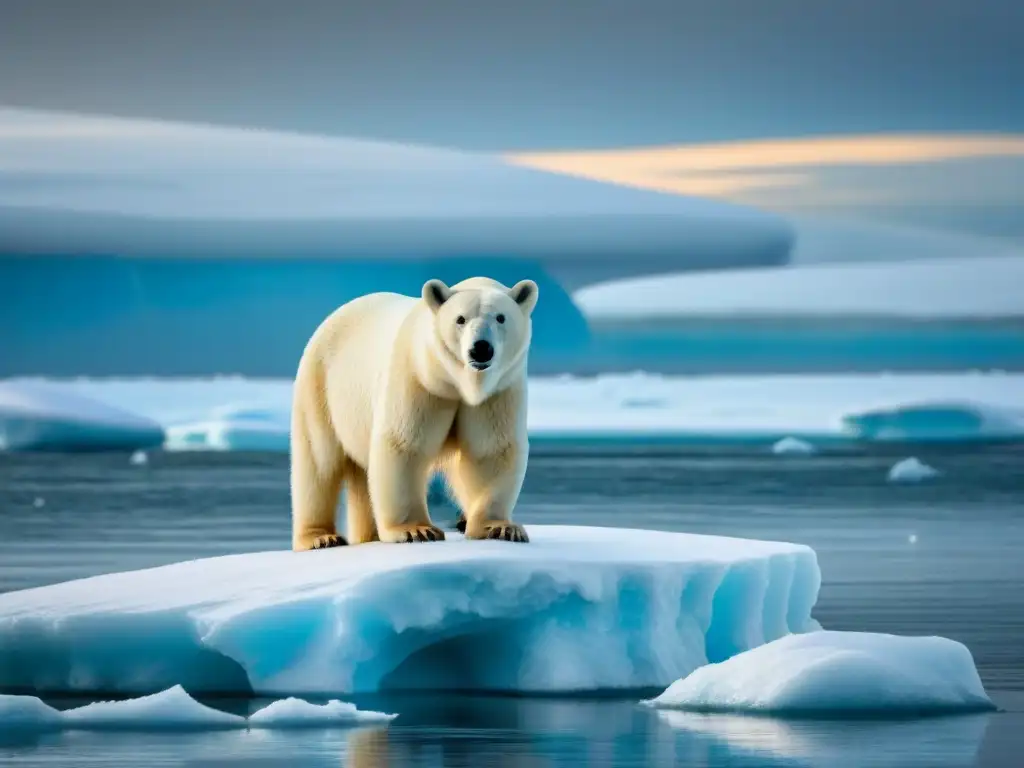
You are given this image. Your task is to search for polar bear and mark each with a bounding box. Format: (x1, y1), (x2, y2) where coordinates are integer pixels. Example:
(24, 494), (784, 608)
(289, 276), (538, 550)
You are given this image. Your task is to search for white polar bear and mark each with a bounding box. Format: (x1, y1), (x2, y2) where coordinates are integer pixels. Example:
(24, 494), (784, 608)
(289, 276), (538, 550)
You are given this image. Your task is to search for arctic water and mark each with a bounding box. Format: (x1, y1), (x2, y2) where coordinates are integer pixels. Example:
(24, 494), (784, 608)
(2, 447), (1023, 767)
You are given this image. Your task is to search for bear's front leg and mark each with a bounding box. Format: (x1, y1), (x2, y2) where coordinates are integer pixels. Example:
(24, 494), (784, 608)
(368, 432), (446, 544)
(446, 443), (529, 543)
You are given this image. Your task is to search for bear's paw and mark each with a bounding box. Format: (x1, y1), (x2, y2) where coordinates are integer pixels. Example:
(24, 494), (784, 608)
(310, 533), (348, 550)
(380, 523), (447, 544)
(467, 521), (530, 543)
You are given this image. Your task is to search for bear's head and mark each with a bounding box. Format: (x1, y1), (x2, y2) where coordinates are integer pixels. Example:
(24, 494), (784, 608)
(421, 276), (539, 406)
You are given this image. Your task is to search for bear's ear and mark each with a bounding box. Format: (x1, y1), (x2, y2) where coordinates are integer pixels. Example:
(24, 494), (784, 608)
(422, 279), (452, 313)
(508, 280), (539, 316)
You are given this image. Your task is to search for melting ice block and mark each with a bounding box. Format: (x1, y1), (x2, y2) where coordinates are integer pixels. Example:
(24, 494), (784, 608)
(645, 630), (994, 716)
(0, 526), (820, 697)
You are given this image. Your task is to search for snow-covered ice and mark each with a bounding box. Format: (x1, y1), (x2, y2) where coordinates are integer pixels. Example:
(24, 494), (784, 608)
(0, 526), (820, 697)
(8, 371), (1023, 451)
(0, 108), (789, 272)
(574, 255), (1024, 319)
(248, 697), (397, 728)
(0, 685), (394, 732)
(645, 631), (993, 716)
(888, 457), (940, 483)
(771, 437), (816, 456)
(0, 380), (164, 452)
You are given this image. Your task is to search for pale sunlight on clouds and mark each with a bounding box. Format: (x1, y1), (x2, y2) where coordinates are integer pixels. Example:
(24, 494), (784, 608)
(507, 134), (1024, 231)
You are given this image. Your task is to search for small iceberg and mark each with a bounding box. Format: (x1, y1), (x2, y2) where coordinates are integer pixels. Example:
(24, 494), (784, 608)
(0, 685), (394, 732)
(60, 685), (244, 731)
(248, 697), (397, 728)
(0, 526), (820, 697)
(644, 630), (994, 717)
(771, 436), (816, 456)
(888, 457), (940, 483)
(0, 380), (164, 452)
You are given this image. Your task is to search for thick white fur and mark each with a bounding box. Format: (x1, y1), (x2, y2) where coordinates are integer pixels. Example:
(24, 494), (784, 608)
(290, 276), (538, 550)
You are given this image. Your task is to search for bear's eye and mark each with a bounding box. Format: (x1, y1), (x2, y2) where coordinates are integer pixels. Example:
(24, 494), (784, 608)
(456, 315), (466, 326)
(496, 314), (505, 324)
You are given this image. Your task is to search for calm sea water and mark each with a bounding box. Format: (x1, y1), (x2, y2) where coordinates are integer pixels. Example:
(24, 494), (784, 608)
(2, 447), (1023, 767)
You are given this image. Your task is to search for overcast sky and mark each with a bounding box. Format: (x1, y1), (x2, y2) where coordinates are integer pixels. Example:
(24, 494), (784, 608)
(2, 0), (1022, 150)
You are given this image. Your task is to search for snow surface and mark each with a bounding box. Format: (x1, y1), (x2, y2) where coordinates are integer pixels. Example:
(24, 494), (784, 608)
(248, 697), (397, 728)
(771, 437), (816, 456)
(888, 457), (940, 483)
(0, 526), (820, 697)
(645, 630), (993, 716)
(0, 380), (165, 451)
(18, 372), (1022, 451)
(0, 685), (394, 732)
(574, 255), (1024, 319)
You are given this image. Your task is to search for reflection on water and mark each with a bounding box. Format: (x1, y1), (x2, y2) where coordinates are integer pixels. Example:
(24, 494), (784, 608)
(657, 709), (991, 768)
(0, 698), (1011, 768)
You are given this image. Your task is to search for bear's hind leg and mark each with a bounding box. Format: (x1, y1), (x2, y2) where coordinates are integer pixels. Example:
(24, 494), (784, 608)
(345, 462), (379, 544)
(290, 422), (348, 551)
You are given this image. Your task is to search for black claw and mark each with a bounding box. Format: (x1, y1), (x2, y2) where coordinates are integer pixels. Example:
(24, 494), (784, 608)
(426, 529), (437, 541)
(404, 531), (413, 543)
(487, 526), (501, 539)
(455, 515), (467, 533)
(415, 530), (426, 542)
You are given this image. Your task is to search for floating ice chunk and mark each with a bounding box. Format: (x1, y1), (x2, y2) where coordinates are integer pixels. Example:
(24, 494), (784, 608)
(0, 380), (164, 452)
(0, 526), (820, 697)
(771, 437), (816, 456)
(61, 685), (245, 730)
(129, 449), (149, 466)
(645, 630), (994, 716)
(248, 698), (397, 728)
(0, 693), (62, 729)
(888, 457), (940, 483)
(0, 685), (394, 732)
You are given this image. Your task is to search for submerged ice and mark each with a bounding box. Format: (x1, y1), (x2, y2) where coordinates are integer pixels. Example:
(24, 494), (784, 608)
(0, 526), (820, 697)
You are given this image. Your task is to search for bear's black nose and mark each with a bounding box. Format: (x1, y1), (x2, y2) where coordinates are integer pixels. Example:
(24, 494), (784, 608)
(469, 339), (494, 364)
